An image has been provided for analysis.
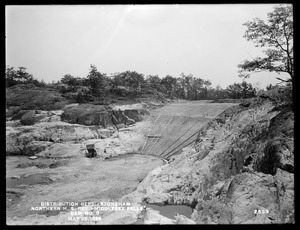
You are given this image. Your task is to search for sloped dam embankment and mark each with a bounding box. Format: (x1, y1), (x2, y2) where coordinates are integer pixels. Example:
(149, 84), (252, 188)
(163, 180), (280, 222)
(95, 97), (293, 224)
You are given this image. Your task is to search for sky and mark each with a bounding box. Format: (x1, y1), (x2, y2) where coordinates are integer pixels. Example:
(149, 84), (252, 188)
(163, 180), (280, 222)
(5, 4), (291, 89)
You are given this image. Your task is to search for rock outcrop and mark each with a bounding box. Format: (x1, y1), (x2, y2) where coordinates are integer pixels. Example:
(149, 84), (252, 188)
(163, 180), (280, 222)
(20, 110), (36, 125)
(61, 104), (108, 125)
(6, 120), (115, 156)
(6, 106), (21, 118)
(11, 110), (29, 120)
(143, 209), (176, 224)
(111, 96), (294, 224)
(36, 143), (82, 158)
(61, 103), (149, 128)
(6, 104), (149, 157)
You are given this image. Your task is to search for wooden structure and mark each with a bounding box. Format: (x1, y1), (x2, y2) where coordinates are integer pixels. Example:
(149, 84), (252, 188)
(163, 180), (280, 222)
(86, 144), (98, 158)
(142, 114), (210, 159)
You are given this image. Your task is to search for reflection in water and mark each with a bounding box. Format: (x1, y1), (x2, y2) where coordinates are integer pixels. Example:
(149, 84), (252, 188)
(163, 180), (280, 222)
(6, 173), (55, 189)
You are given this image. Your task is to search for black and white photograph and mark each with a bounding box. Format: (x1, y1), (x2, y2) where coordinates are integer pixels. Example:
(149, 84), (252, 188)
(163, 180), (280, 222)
(5, 4), (294, 225)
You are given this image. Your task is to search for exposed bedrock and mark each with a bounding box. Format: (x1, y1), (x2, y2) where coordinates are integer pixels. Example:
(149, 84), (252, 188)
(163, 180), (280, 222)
(6, 120), (115, 156)
(116, 97), (294, 224)
(6, 103), (150, 156)
(60, 103), (149, 127)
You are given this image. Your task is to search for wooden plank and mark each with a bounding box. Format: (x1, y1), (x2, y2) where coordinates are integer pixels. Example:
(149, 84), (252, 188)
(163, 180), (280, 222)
(158, 117), (200, 157)
(141, 113), (161, 153)
(145, 115), (174, 155)
(163, 117), (211, 158)
(165, 137), (197, 159)
(163, 130), (199, 159)
(151, 115), (190, 156)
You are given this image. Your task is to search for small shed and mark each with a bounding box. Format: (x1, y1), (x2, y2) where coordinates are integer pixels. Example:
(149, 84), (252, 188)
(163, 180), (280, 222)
(85, 144), (98, 158)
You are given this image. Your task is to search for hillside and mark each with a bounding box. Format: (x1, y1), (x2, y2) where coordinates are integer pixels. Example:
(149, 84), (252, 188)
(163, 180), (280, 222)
(6, 83), (169, 111)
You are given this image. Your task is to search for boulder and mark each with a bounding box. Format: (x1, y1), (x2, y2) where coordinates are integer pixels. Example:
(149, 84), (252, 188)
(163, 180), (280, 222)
(61, 104), (109, 126)
(61, 103), (148, 127)
(124, 109), (147, 122)
(20, 110), (36, 125)
(174, 214), (196, 224)
(217, 170), (294, 224)
(77, 111), (111, 126)
(144, 209), (175, 225)
(35, 124), (114, 143)
(6, 138), (53, 156)
(38, 111), (62, 123)
(62, 103), (79, 110)
(145, 193), (170, 204)
(11, 109), (60, 124)
(254, 108), (294, 175)
(11, 110), (29, 120)
(36, 143), (82, 158)
(111, 110), (128, 125)
(6, 106), (21, 118)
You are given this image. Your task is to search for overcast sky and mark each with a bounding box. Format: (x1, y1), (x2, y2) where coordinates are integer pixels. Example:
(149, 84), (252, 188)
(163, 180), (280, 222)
(5, 4), (290, 88)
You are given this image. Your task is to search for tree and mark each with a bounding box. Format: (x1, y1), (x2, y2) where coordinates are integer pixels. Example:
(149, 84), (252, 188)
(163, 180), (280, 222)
(60, 74), (82, 86)
(197, 79), (212, 100)
(238, 5), (293, 82)
(146, 75), (162, 92)
(226, 81), (257, 99)
(86, 65), (109, 96)
(5, 66), (43, 87)
(181, 73), (193, 99)
(114, 71), (145, 95)
(206, 85), (229, 100)
(111, 73), (126, 88)
(123, 71), (145, 92)
(161, 75), (177, 97)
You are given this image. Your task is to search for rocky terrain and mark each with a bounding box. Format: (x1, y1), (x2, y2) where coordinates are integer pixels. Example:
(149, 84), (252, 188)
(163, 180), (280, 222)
(6, 102), (166, 224)
(6, 104), (149, 157)
(6, 84), (170, 225)
(96, 88), (294, 224)
(6, 84), (294, 225)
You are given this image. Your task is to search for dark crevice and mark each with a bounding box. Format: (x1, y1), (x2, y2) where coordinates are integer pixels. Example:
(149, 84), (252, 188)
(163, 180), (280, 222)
(278, 163), (294, 173)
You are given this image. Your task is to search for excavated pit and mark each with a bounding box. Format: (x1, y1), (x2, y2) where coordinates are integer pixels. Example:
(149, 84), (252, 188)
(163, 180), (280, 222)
(6, 101), (238, 225)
